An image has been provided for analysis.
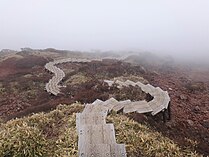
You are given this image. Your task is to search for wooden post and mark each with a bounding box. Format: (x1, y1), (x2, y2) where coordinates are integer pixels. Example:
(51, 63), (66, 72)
(167, 101), (171, 120)
(162, 109), (166, 123)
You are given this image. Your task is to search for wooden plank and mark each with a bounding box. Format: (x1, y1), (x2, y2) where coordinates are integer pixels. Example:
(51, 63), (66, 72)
(103, 124), (116, 144)
(103, 97), (119, 111)
(76, 113), (81, 132)
(112, 100), (131, 112)
(78, 123), (125, 156)
(83, 104), (94, 113)
(85, 113), (96, 126)
(115, 80), (128, 88)
(93, 105), (109, 115)
(103, 97), (118, 105)
(110, 144), (127, 157)
(162, 91), (170, 109)
(95, 112), (106, 124)
(92, 99), (104, 105)
(123, 100), (151, 113)
(79, 144), (111, 157)
(78, 125), (91, 150)
(136, 81), (146, 88)
(151, 91), (170, 115)
(91, 125), (104, 145)
(88, 100), (109, 114)
(142, 84), (156, 94)
(153, 87), (163, 97)
(86, 112), (106, 125)
(104, 80), (114, 86)
(148, 95), (163, 109)
(125, 80), (136, 86)
(149, 95), (165, 115)
(78, 126), (92, 156)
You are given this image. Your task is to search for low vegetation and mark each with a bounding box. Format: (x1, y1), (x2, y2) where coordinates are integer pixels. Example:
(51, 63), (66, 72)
(0, 104), (202, 157)
(65, 72), (91, 86)
(107, 112), (201, 157)
(0, 104), (83, 157)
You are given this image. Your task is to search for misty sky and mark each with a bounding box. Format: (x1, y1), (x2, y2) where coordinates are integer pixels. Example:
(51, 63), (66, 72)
(0, 0), (209, 60)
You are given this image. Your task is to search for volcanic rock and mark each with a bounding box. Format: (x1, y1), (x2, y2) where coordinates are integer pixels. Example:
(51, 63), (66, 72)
(194, 106), (201, 113)
(202, 120), (209, 129)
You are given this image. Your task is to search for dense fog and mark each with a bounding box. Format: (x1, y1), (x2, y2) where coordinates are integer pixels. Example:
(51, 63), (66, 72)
(0, 0), (209, 63)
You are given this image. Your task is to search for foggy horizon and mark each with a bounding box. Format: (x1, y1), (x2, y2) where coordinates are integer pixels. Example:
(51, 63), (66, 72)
(0, 0), (209, 62)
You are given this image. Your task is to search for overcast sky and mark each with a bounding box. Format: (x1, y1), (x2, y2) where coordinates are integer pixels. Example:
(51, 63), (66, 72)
(0, 0), (209, 60)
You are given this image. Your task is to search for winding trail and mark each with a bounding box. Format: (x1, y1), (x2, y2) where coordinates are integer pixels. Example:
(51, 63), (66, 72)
(45, 58), (171, 157)
(45, 58), (100, 95)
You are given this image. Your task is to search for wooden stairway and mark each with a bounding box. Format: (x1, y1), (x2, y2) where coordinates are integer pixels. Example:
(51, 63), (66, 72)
(76, 102), (126, 157)
(45, 58), (171, 156)
(75, 81), (171, 156)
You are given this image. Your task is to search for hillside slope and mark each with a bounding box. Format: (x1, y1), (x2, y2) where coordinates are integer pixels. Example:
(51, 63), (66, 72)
(0, 104), (201, 157)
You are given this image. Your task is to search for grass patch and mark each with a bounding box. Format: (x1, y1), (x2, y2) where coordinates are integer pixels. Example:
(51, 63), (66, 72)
(65, 73), (90, 86)
(107, 112), (202, 157)
(0, 103), (84, 157)
(0, 104), (202, 157)
(114, 75), (149, 84)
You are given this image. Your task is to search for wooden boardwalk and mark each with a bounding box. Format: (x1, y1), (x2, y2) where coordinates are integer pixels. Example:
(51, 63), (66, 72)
(45, 58), (100, 95)
(44, 58), (171, 156)
(103, 80), (170, 116)
(75, 80), (170, 157)
(76, 102), (126, 157)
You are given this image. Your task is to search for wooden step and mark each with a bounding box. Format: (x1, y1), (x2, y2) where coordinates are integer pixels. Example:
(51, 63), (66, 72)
(112, 100), (131, 112)
(110, 144), (127, 157)
(78, 144), (111, 157)
(83, 104), (108, 115)
(76, 112), (106, 132)
(123, 100), (151, 113)
(103, 98), (119, 111)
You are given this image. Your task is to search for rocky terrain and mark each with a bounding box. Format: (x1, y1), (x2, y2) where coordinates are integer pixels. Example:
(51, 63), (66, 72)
(0, 49), (208, 156)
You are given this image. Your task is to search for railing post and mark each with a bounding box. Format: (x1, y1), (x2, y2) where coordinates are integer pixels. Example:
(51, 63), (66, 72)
(167, 101), (171, 120)
(162, 109), (166, 123)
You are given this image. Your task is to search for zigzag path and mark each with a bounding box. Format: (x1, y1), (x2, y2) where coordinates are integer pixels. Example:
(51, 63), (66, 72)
(45, 58), (171, 157)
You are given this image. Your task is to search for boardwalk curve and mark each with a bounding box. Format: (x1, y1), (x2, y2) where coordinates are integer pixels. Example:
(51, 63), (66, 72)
(45, 58), (171, 157)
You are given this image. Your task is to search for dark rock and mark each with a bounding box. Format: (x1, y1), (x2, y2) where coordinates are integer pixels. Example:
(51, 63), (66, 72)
(127, 113), (148, 123)
(202, 120), (209, 129)
(178, 104), (183, 108)
(194, 106), (200, 112)
(166, 121), (175, 129)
